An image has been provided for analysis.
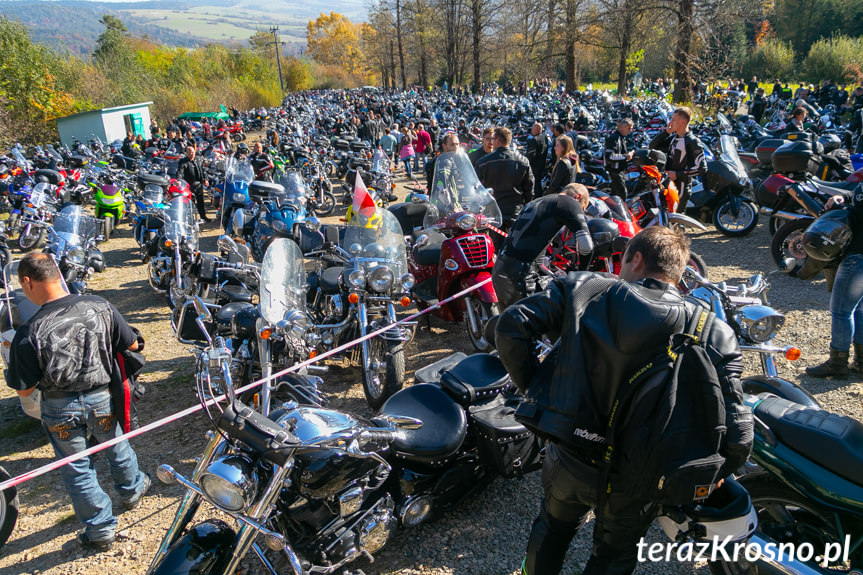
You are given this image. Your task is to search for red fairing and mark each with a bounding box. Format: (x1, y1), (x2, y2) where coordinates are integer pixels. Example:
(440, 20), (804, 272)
(460, 272), (497, 303)
(761, 174), (795, 196)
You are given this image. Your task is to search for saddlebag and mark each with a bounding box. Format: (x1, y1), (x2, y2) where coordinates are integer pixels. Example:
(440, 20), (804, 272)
(469, 393), (542, 478)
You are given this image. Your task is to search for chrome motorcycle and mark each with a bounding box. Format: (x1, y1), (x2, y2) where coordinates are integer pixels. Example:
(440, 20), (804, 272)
(45, 204), (106, 294)
(147, 195), (200, 309)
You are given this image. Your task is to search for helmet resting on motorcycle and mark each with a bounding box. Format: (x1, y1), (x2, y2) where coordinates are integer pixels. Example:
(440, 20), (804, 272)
(818, 133), (841, 154)
(586, 218), (619, 258)
(802, 209), (853, 262)
(631, 148), (667, 171)
(657, 478), (757, 543)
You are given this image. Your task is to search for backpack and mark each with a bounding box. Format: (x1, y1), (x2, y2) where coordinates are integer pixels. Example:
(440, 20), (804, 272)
(597, 308), (728, 507)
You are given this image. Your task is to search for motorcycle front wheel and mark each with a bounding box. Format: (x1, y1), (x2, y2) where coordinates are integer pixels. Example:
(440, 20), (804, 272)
(363, 337), (405, 410)
(313, 191), (336, 216)
(771, 218), (812, 275)
(708, 474), (859, 575)
(713, 198), (759, 237)
(678, 252), (709, 294)
(465, 297), (500, 352)
(0, 466), (19, 549)
(17, 224), (45, 251)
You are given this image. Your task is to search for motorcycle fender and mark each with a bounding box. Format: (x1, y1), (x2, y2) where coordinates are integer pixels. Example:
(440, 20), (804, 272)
(459, 272), (497, 304)
(151, 520), (235, 575)
(667, 212), (708, 231)
(742, 375), (820, 408)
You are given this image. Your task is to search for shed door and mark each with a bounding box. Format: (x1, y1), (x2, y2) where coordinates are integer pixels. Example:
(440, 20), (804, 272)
(124, 113), (144, 137)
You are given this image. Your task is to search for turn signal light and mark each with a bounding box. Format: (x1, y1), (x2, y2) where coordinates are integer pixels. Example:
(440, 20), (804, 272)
(165, 239), (173, 248)
(309, 350), (317, 359)
(348, 293), (360, 304)
(785, 347), (801, 361)
(260, 327), (273, 340)
(400, 296), (411, 307)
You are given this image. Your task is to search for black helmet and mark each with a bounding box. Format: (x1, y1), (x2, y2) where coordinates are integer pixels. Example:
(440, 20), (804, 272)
(818, 133), (841, 154)
(802, 210), (853, 262)
(575, 135), (590, 150)
(236, 142), (250, 154)
(587, 217), (620, 258)
(631, 148), (667, 171)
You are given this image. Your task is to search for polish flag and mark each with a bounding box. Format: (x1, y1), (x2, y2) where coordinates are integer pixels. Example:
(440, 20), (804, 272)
(352, 173), (377, 219)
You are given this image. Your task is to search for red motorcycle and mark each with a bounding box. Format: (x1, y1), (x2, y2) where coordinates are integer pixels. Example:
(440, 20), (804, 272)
(399, 150), (503, 351)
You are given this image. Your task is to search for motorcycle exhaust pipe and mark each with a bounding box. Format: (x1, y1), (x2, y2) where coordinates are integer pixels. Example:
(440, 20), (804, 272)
(758, 208), (809, 222)
(745, 533), (847, 575)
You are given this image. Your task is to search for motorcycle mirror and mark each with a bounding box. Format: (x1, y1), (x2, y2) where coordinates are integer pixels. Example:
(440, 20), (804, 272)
(780, 257), (798, 273)
(305, 216), (322, 232)
(411, 193), (429, 204)
(193, 295), (214, 324)
(382, 415), (424, 430)
(156, 464), (178, 485)
(414, 234), (430, 248)
(217, 235), (239, 255)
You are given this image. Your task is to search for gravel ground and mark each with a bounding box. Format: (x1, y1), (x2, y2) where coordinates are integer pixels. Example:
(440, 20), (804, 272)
(1, 169), (861, 575)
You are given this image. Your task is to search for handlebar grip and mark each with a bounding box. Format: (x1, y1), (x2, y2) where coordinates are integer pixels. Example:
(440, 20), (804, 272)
(363, 429), (396, 444)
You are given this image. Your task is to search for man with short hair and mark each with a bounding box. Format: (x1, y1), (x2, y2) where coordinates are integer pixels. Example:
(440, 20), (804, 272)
(414, 123), (433, 171)
(525, 123), (549, 199)
(7, 253), (150, 552)
(492, 183), (592, 307)
(496, 227), (752, 575)
(469, 127), (495, 167)
(476, 126), (534, 234)
(426, 132), (460, 189)
(648, 106), (706, 211)
(249, 141), (274, 182)
(604, 118), (635, 199)
(177, 145), (210, 222)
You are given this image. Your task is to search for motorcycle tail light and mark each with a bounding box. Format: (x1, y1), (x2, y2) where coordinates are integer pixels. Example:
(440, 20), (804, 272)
(785, 347), (801, 361)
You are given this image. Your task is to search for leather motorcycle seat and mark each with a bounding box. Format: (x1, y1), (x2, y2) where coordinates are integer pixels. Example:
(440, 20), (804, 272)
(412, 232), (445, 267)
(137, 173), (170, 188)
(34, 168), (65, 186)
(388, 202), (429, 235)
(320, 266), (343, 294)
(439, 354), (512, 406)
(215, 301), (254, 328)
(221, 284), (253, 303)
(755, 395), (863, 486)
(812, 178), (859, 193)
(378, 383), (467, 465)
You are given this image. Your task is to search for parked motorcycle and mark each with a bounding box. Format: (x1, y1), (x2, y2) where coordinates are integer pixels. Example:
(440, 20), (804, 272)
(305, 208), (413, 409)
(236, 172), (309, 263)
(16, 182), (61, 251)
(45, 205), (105, 294)
(402, 150), (502, 352)
(147, 310), (541, 575)
(220, 157), (254, 233)
(94, 178), (127, 238)
(147, 188), (200, 308)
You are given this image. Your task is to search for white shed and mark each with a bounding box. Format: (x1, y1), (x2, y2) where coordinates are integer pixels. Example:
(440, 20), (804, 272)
(55, 102), (154, 147)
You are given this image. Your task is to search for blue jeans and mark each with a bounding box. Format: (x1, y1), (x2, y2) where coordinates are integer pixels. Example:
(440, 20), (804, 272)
(830, 253), (863, 350)
(401, 155), (414, 179)
(41, 389), (146, 542)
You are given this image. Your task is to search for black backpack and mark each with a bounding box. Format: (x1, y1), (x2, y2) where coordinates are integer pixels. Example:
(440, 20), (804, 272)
(597, 308), (728, 507)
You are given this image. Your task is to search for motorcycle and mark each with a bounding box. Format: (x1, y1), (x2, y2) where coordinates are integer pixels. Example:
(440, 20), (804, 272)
(687, 135), (760, 236)
(305, 208), (413, 409)
(402, 149), (502, 352)
(16, 182), (61, 251)
(94, 178), (127, 238)
(237, 172), (309, 263)
(625, 158), (708, 234)
(147, 187), (200, 308)
(0, 466), (17, 549)
(45, 204), (106, 295)
(147, 308), (541, 575)
(219, 157), (254, 233)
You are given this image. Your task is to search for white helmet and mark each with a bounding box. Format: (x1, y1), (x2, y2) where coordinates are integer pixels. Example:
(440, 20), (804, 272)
(657, 478), (757, 543)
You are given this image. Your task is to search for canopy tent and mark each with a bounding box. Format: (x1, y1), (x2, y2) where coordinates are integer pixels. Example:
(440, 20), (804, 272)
(178, 105), (232, 121)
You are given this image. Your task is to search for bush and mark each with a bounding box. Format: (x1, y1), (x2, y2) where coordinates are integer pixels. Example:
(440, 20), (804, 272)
(803, 35), (863, 83)
(743, 39), (795, 81)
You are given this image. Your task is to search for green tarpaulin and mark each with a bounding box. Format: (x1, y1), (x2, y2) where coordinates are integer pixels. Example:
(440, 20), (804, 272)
(177, 107), (231, 121)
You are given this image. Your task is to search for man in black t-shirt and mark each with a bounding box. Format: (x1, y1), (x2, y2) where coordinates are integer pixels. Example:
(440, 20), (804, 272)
(7, 253), (149, 552)
(492, 183), (593, 308)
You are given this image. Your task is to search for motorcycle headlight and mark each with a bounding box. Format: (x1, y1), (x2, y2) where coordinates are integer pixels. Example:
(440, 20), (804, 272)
(368, 265), (394, 293)
(400, 273), (415, 290)
(232, 192), (247, 203)
(736, 305), (784, 343)
(199, 454), (258, 512)
(272, 219), (287, 232)
(456, 213), (477, 231)
(277, 309), (307, 338)
(738, 177), (749, 187)
(347, 269), (365, 289)
(67, 247), (86, 265)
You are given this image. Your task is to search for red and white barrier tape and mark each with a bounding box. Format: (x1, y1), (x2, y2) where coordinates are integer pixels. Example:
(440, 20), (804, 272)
(486, 224), (508, 238)
(0, 277), (493, 493)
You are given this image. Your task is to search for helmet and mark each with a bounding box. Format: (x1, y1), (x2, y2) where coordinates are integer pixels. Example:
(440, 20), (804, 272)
(587, 217), (620, 258)
(657, 478), (757, 543)
(818, 133), (841, 154)
(575, 135), (590, 150)
(236, 142), (250, 155)
(631, 148), (667, 171)
(802, 210), (853, 262)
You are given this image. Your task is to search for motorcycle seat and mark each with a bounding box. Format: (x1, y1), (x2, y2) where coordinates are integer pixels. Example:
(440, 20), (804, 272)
(34, 168), (65, 186)
(439, 353), (512, 406)
(320, 266), (343, 294)
(215, 301), (254, 330)
(812, 178), (859, 193)
(137, 173), (170, 188)
(389, 202), (429, 235)
(755, 395), (863, 486)
(378, 383), (467, 465)
(412, 232), (445, 267)
(221, 283), (253, 303)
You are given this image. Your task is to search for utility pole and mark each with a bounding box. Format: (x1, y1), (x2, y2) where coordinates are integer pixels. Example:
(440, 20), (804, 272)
(267, 26), (284, 93)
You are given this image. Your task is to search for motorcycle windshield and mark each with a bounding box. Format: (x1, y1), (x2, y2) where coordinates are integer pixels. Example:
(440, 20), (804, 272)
(342, 208), (409, 280)
(11, 148), (28, 170)
(226, 158), (254, 184)
(141, 186), (164, 205)
(423, 150), (502, 229)
(717, 113), (733, 132)
(164, 197), (194, 241)
(371, 148), (391, 173)
(719, 135), (748, 181)
(52, 205), (97, 248)
(1, 261), (42, 329)
(29, 183), (51, 207)
(273, 173), (306, 209)
(260, 238), (306, 325)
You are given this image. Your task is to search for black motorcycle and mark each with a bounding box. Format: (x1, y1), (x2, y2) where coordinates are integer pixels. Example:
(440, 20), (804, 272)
(45, 204), (106, 294)
(147, 300), (541, 575)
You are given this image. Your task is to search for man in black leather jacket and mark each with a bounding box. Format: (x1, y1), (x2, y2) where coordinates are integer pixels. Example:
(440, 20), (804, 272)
(476, 126), (534, 234)
(496, 227), (753, 575)
(525, 123), (549, 198)
(649, 106), (707, 212)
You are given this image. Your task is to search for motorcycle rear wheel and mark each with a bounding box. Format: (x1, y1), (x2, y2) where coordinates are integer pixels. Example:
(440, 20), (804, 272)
(713, 198), (759, 237)
(465, 297), (500, 353)
(770, 218), (812, 275)
(17, 225), (45, 251)
(0, 466), (19, 549)
(708, 474), (858, 575)
(363, 337), (405, 410)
